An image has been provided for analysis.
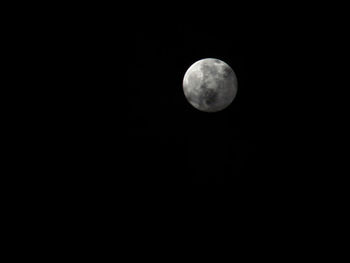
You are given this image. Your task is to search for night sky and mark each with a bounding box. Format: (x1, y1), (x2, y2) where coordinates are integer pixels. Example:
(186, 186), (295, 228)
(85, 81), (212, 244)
(26, 3), (338, 214)
(124, 7), (329, 186)
(126, 19), (269, 184)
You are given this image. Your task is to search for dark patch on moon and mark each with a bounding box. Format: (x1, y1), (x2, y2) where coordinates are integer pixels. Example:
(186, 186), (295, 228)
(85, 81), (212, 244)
(222, 66), (233, 78)
(204, 89), (218, 105)
(200, 82), (207, 90)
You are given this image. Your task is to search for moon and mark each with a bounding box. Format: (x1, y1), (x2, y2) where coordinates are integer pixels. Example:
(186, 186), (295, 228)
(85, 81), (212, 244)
(183, 58), (238, 112)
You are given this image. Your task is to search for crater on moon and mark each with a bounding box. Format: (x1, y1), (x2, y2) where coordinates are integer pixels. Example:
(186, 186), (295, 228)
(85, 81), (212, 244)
(183, 58), (238, 112)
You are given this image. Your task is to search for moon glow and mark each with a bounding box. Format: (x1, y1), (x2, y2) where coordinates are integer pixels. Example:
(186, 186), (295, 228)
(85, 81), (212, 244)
(183, 58), (238, 112)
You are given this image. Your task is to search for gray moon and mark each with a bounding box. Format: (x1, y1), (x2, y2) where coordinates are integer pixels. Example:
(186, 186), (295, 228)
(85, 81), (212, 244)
(183, 58), (238, 112)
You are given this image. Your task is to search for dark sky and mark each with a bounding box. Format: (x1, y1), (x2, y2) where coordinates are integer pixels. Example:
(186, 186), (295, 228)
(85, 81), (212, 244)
(126, 18), (271, 184)
(30, 4), (338, 209)
(124, 8), (331, 185)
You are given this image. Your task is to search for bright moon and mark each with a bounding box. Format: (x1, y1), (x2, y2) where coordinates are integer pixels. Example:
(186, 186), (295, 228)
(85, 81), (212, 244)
(183, 58), (238, 112)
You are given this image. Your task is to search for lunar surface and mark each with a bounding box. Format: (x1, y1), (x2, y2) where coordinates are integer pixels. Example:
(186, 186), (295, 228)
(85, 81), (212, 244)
(183, 58), (238, 112)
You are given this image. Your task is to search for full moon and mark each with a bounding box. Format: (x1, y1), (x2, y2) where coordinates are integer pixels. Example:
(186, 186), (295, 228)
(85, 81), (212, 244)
(183, 58), (238, 112)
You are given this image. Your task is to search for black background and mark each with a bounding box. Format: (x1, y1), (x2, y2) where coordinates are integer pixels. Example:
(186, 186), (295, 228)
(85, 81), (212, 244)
(52, 4), (339, 189)
(6, 4), (345, 248)
(9, 5), (345, 245)
(126, 13), (291, 185)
